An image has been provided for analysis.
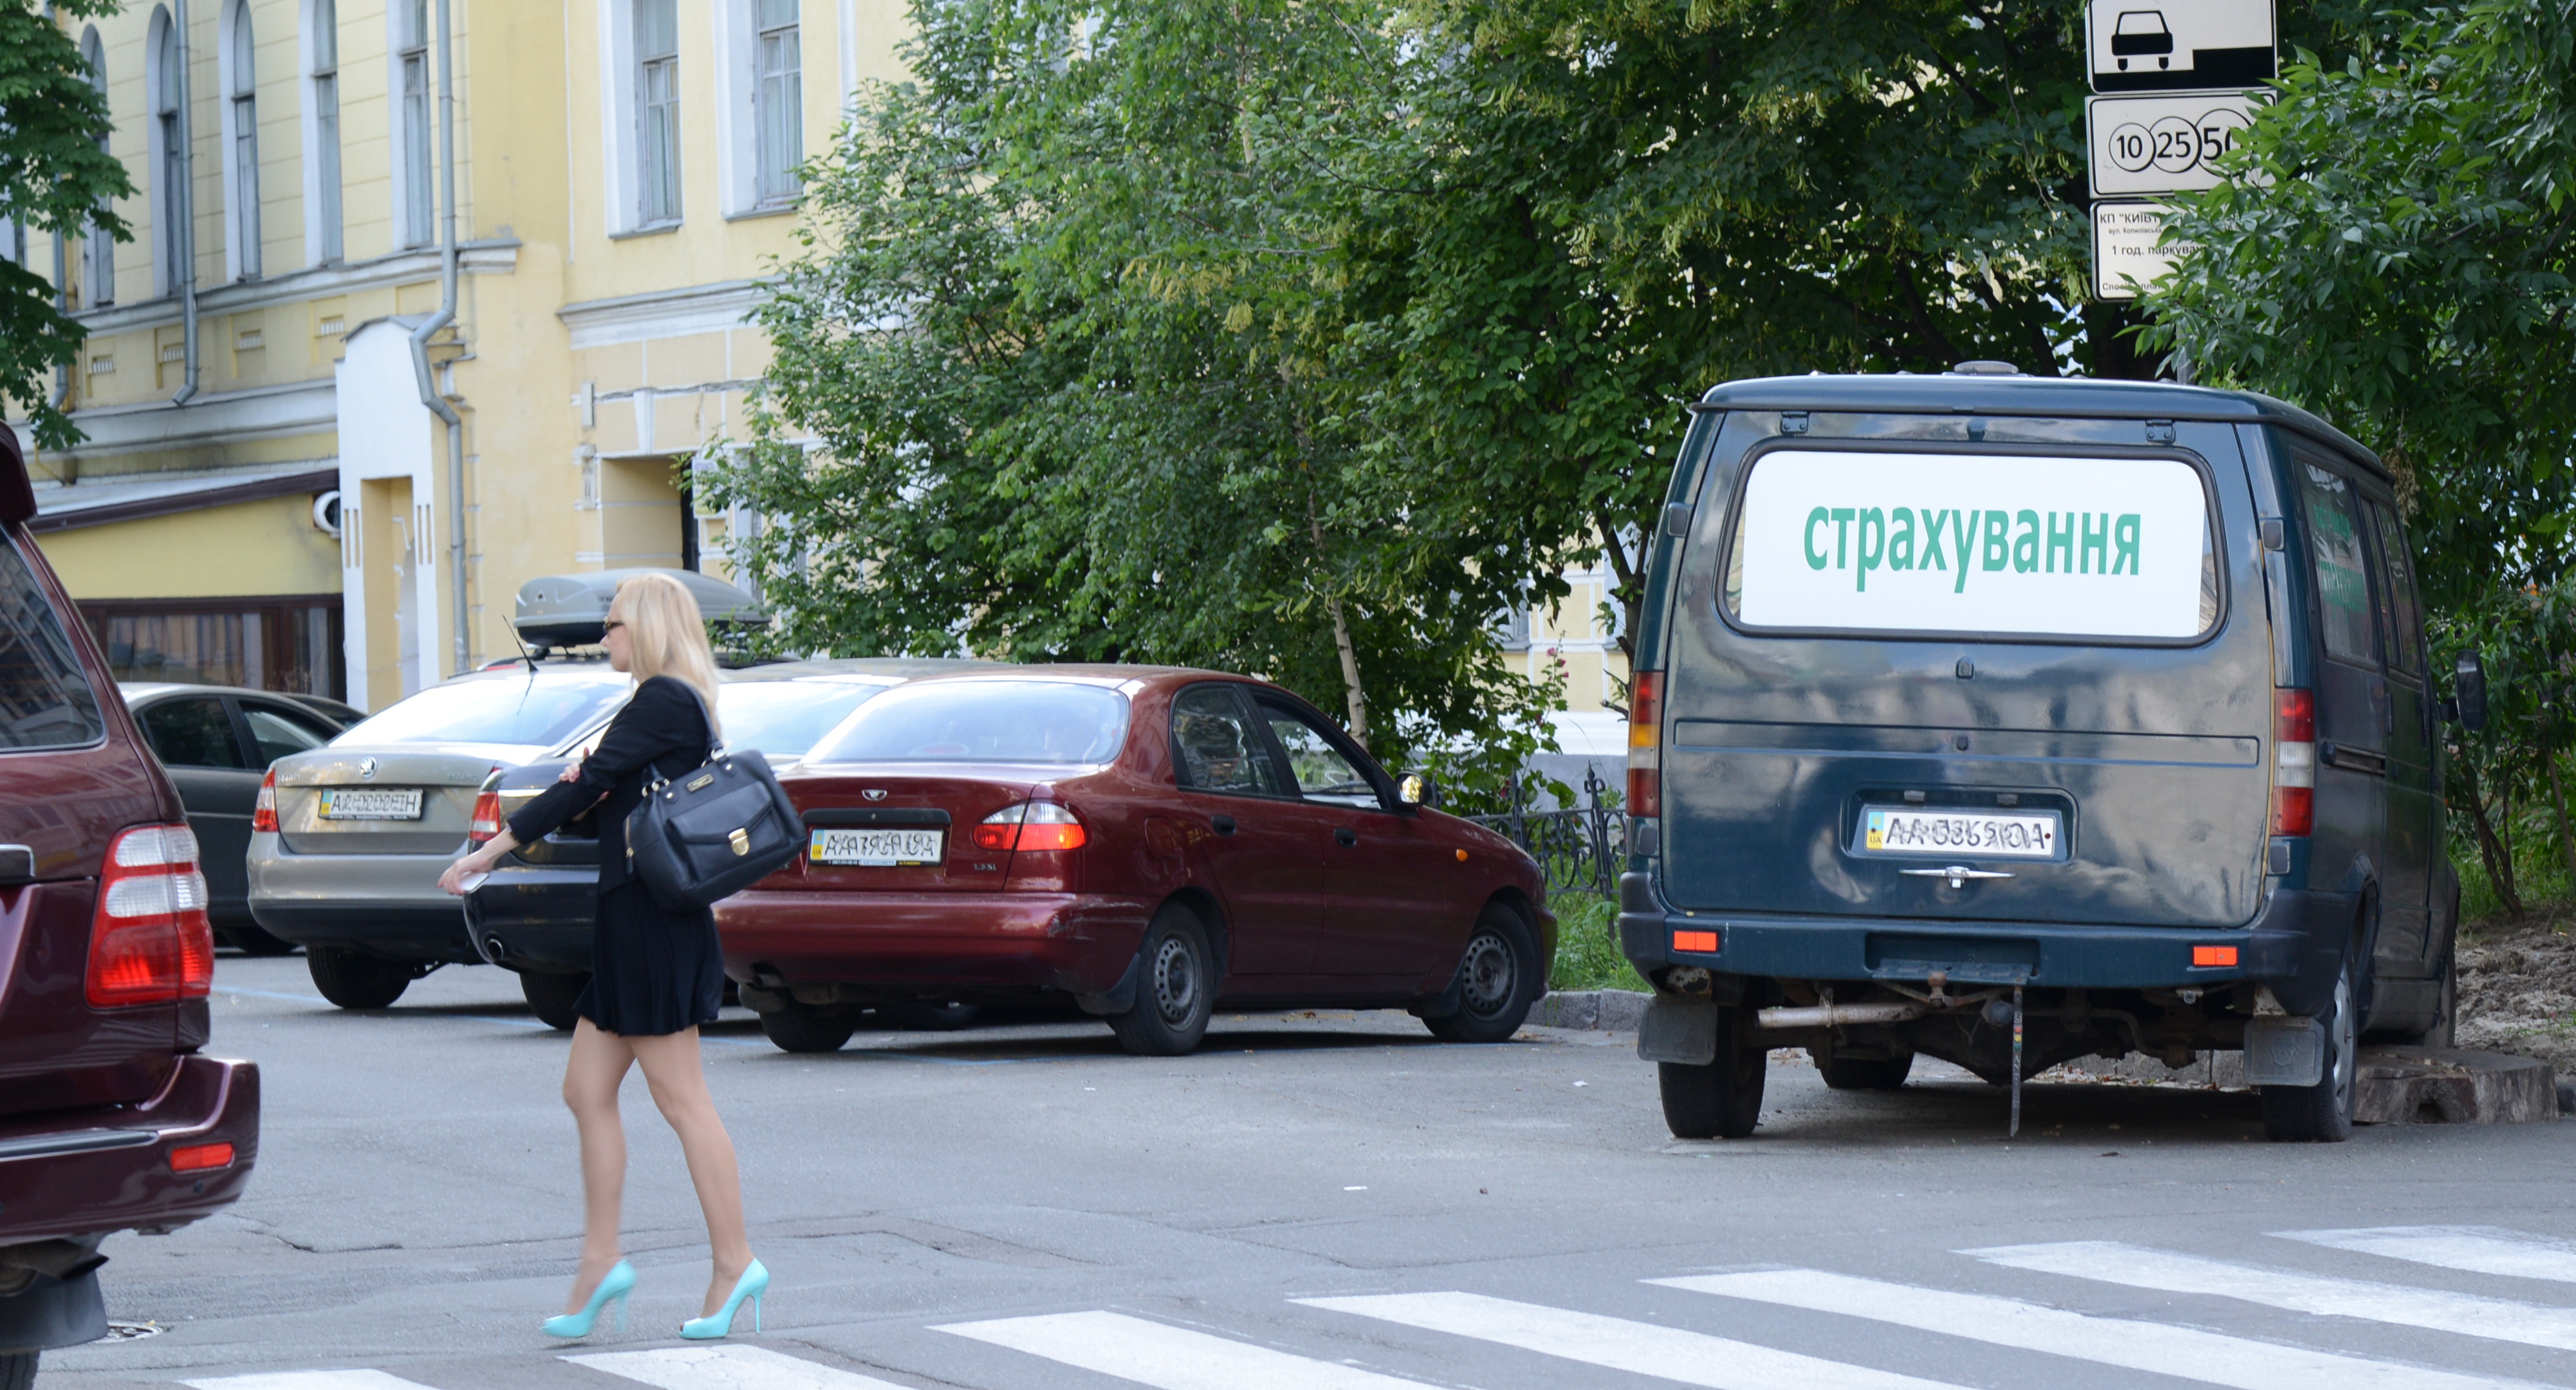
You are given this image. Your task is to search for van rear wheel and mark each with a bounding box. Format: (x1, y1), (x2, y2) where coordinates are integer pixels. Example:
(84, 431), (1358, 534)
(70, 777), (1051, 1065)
(1659, 1005), (1766, 1139)
(2260, 950), (2359, 1142)
(307, 947), (414, 1010)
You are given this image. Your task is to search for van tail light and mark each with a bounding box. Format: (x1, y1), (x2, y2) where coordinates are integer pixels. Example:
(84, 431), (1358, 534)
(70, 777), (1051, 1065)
(2271, 688), (2315, 837)
(87, 824), (214, 1007)
(1627, 671), (1663, 817)
(974, 802), (1086, 853)
(252, 769), (279, 833)
(470, 790), (505, 844)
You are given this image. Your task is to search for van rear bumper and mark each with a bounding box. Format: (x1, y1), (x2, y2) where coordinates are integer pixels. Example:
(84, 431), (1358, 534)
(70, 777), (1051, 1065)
(1620, 871), (2349, 1015)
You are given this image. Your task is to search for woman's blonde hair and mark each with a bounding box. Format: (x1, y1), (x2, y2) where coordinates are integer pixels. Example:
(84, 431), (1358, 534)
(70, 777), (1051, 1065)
(609, 572), (722, 738)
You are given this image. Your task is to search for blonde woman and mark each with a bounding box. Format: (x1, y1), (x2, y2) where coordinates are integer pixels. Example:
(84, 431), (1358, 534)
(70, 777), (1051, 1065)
(438, 573), (765, 1340)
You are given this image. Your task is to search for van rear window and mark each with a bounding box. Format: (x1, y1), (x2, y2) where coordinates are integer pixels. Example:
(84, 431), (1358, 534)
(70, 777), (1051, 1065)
(1723, 450), (2219, 642)
(0, 537), (106, 750)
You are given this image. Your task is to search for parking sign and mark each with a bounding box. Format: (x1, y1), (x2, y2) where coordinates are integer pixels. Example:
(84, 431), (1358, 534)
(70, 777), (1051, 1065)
(2088, 0), (2277, 92)
(2085, 92), (2258, 198)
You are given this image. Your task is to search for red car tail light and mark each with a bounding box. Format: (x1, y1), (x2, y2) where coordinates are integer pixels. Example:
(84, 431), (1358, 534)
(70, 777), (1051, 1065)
(1627, 671), (1663, 817)
(2271, 688), (2315, 838)
(974, 802), (1086, 853)
(169, 1141), (235, 1172)
(88, 824), (214, 1007)
(470, 790), (505, 843)
(252, 769), (279, 833)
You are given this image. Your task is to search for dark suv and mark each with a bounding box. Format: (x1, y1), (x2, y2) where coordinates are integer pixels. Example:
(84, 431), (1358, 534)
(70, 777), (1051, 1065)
(0, 439), (260, 1384)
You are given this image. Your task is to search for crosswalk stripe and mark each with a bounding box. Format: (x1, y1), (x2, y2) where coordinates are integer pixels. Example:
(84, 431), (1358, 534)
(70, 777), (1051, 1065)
(567, 1344), (914, 1389)
(935, 1310), (1430, 1390)
(1967, 1239), (2576, 1352)
(1654, 1269), (2553, 1390)
(1299, 1290), (1970, 1390)
(2275, 1226), (2576, 1285)
(181, 1375), (439, 1390)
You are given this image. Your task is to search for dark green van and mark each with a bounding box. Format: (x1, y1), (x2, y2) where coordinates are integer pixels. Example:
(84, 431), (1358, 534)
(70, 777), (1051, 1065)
(1621, 371), (2479, 1144)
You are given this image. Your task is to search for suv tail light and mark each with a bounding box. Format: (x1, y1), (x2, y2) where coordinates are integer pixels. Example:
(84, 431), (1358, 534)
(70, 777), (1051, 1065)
(252, 769), (279, 833)
(2271, 689), (2315, 837)
(87, 824), (214, 1007)
(973, 802), (1086, 852)
(1627, 671), (1663, 817)
(470, 790), (505, 843)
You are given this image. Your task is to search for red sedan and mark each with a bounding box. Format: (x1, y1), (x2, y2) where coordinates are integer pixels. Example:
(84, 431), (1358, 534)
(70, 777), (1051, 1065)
(714, 667), (1555, 1055)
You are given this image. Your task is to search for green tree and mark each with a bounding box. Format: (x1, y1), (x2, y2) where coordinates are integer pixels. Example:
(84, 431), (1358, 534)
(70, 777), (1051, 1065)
(1, 3), (136, 450)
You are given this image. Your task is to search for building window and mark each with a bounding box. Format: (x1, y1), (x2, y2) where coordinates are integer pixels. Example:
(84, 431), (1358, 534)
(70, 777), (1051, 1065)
(225, 0), (261, 280)
(753, 0), (801, 205)
(151, 6), (185, 297)
(635, 0), (681, 225)
(79, 27), (113, 308)
(308, 0), (342, 263)
(79, 598), (347, 700)
(399, 0), (432, 246)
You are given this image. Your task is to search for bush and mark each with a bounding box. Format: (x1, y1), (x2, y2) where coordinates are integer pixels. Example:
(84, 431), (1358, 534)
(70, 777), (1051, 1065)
(1548, 896), (1643, 993)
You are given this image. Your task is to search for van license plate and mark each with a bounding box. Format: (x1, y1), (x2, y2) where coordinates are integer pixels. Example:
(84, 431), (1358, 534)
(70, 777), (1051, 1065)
(319, 788), (423, 820)
(810, 828), (944, 866)
(1860, 807), (2061, 859)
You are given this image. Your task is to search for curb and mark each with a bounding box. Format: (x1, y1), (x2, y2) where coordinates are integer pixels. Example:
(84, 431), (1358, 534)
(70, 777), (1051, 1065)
(1528, 988), (1649, 1032)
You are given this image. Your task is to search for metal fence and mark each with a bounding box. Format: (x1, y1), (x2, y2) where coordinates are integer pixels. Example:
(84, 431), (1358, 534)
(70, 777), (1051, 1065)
(1467, 768), (1627, 900)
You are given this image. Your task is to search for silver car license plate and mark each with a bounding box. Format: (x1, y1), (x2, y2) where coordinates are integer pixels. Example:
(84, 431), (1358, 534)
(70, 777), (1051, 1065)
(319, 788), (425, 820)
(810, 828), (944, 866)
(1859, 806), (2061, 858)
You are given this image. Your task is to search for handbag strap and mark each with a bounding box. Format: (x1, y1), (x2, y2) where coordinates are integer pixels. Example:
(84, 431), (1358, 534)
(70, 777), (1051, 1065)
(640, 677), (725, 792)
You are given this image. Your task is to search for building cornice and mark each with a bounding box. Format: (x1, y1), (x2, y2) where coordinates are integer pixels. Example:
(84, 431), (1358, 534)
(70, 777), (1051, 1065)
(557, 279), (768, 349)
(69, 239), (523, 338)
(24, 378), (342, 462)
(27, 465), (340, 533)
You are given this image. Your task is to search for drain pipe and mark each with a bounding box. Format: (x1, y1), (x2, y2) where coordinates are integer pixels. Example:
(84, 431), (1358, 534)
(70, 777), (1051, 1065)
(169, 0), (199, 405)
(408, 0), (468, 677)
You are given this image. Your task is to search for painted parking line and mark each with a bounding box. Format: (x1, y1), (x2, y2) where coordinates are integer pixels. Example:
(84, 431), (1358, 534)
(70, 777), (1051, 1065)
(1968, 1239), (2576, 1351)
(1301, 1290), (1969, 1390)
(568, 1344), (911, 1389)
(183, 1373), (440, 1390)
(937, 1309), (1429, 1390)
(2275, 1226), (2576, 1285)
(1655, 1269), (2552, 1390)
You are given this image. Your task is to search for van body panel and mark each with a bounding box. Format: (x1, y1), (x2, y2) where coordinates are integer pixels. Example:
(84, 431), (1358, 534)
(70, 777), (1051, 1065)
(1659, 414), (2273, 930)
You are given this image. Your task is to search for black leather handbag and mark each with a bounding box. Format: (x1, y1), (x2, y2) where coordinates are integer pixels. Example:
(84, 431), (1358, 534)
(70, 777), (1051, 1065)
(625, 687), (804, 911)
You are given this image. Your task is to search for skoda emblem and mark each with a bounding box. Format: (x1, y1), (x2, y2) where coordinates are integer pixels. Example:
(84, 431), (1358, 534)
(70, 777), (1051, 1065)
(358, 757), (379, 781)
(862, 789), (888, 802)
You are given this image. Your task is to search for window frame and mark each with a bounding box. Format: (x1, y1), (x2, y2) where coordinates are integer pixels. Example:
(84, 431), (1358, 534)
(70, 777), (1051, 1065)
(1167, 681), (1295, 801)
(1250, 692), (1394, 811)
(138, 694), (255, 771)
(304, 0), (343, 264)
(220, 0), (261, 281)
(2292, 456), (2382, 671)
(751, 0), (801, 207)
(394, 0), (433, 248)
(147, 6), (186, 299)
(633, 0), (683, 227)
(79, 27), (114, 307)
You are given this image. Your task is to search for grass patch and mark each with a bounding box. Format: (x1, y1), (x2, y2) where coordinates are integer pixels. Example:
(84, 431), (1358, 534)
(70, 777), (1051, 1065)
(2457, 839), (2576, 928)
(1549, 894), (1645, 992)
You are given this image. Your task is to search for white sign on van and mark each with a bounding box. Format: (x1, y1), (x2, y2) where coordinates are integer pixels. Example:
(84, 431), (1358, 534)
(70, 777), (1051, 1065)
(1731, 451), (2212, 640)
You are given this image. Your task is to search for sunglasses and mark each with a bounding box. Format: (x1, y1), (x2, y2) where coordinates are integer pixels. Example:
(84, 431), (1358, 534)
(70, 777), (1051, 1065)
(602, 620), (625, 634)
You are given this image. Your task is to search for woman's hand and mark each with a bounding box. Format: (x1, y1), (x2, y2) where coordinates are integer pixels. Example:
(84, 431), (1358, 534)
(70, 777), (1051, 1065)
(438, 829), (519, 895)
(558, 757), (584, 784)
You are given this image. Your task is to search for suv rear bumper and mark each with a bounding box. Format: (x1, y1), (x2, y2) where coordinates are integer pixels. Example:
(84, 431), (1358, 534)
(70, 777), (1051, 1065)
(462, 861), (598, 974)
(245, 832), (479, 963)
(1619, 869), (2348, 1015)
(0, 1053), (260, 1247)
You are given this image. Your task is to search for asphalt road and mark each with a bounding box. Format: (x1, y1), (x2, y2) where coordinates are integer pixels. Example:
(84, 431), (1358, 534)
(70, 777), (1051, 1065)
(33, 953), (2576, 1390)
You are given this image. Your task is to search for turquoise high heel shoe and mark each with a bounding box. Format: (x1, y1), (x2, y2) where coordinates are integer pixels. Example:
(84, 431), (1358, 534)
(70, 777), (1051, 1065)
(680, 1259), (768, 1340)
(541, 1259), (635, 1340)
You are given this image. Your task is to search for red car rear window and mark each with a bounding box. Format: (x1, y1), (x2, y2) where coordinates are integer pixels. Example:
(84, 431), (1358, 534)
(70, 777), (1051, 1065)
(807, 681), (1129, 764)
(0, 536), (106, 751)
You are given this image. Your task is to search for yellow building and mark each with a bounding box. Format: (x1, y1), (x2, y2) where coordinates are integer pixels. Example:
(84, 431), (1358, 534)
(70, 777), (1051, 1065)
(17, 0), (902, 710)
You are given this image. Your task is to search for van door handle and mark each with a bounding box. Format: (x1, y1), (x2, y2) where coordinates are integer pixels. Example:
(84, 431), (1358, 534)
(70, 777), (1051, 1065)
(1210, 815), (1236, 836)
(1334, 828), (1359, 848)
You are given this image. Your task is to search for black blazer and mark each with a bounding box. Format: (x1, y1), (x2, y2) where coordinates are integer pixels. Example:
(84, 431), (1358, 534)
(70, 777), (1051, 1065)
(506, 675), (712, 892)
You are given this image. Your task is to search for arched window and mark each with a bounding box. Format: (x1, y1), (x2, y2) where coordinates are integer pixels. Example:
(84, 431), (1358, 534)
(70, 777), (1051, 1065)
(306, 0), (342, 263)
(634, 0), (680, 225)
(223, 0), (261, 279)
(149, 6), (185, 297)
(79, 26), (113, 308)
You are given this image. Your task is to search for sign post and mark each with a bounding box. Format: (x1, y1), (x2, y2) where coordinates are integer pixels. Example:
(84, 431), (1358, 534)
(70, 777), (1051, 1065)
(2083, 1), (2274, 304)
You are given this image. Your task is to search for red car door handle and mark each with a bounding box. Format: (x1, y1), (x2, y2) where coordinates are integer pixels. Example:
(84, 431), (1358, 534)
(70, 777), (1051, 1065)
(1210, 815), (1236, 836)
(1334, 828), (1358, 848)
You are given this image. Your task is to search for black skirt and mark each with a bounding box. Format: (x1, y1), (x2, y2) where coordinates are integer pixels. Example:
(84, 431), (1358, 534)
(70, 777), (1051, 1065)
(579, 882), (725, 1037)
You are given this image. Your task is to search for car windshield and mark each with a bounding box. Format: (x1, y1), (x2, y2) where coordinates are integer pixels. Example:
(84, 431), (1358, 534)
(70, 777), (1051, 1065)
(335, 672), (633, 748)
(807, 681), (1129, 764)
(717, 680), (893, 760)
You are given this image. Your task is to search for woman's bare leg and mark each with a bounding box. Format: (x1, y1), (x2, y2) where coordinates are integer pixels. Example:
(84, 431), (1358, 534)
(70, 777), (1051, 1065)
(562, 1018), (636, 1313)
(630, 1027), (752, 1317)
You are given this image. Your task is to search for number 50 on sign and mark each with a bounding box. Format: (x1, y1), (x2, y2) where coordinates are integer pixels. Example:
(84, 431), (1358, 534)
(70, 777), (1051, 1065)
(2085, 91), (2261, 197)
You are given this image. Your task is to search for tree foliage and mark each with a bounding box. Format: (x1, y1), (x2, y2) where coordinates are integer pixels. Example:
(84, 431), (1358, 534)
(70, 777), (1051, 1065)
(1, 3), (134, 450)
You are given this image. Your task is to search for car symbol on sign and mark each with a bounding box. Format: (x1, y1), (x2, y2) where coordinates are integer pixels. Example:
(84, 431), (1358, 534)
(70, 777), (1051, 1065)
(2113, 10), (2174, 69)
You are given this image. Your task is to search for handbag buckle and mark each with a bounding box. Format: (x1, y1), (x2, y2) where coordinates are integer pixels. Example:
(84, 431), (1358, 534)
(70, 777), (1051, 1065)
(729, 828), (750, 857)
